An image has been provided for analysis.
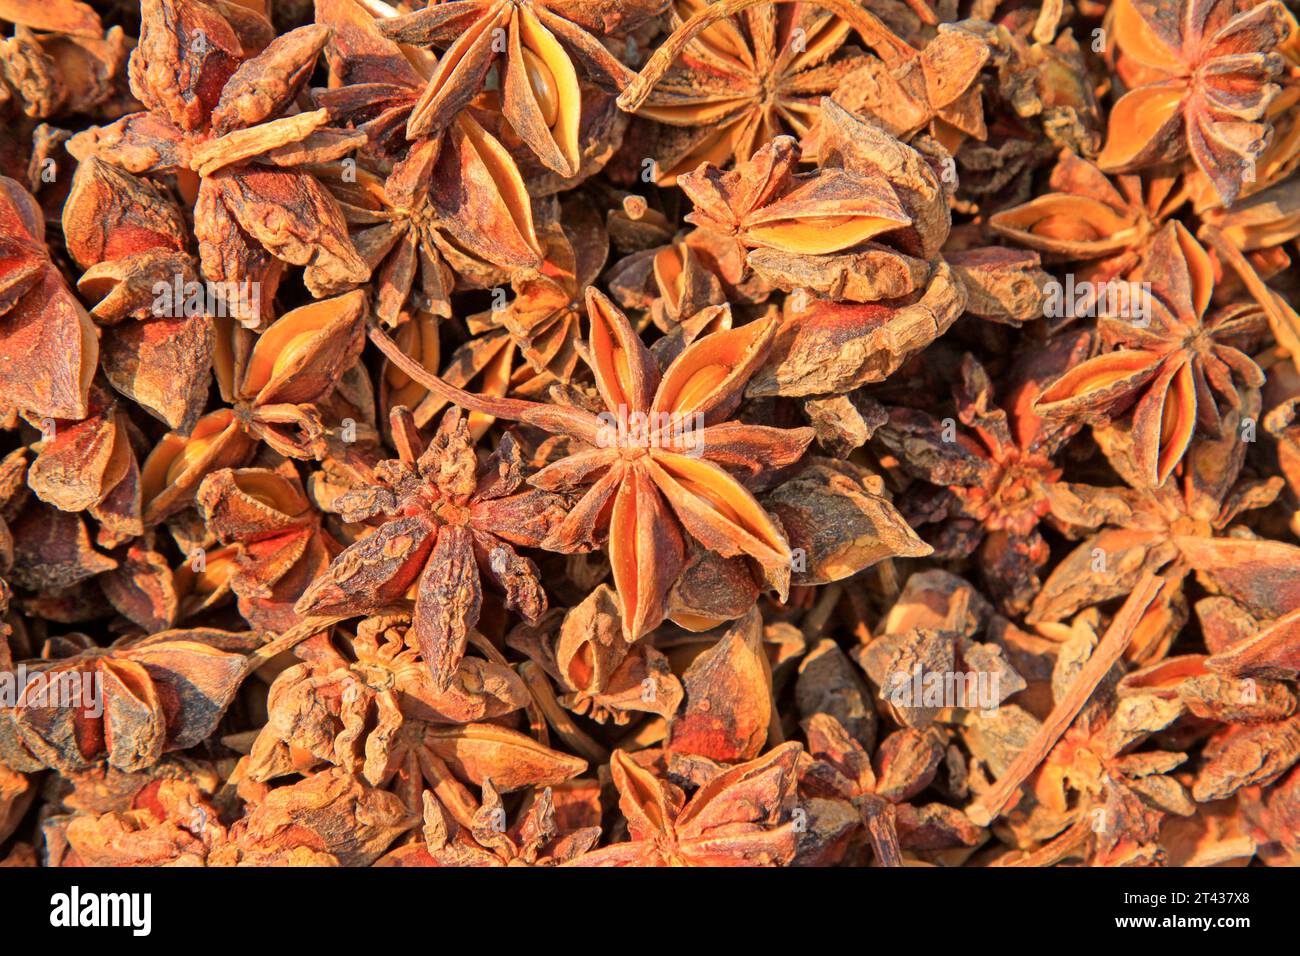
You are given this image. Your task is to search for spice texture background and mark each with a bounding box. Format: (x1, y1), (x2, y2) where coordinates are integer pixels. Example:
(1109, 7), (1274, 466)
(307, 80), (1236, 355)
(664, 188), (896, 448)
(0, 0), (1298, 867)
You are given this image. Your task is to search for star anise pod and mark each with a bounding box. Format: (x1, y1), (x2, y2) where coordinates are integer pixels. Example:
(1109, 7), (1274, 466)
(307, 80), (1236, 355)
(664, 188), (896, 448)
(875, 337), (1088, 614)
(0, 2), (131, 122)
(373, 0), (656, 177)
(245, 615), (576, 809)
(569, 743), (803, 866)
(677, 130), (914, 269)
(380, 780), (601, 866)
(506, 583), (684, 725)
(295, 406), (566, 689)
(622, 0), (878, 184)
(1015, 614), (1195, 866)
(137, 290), (368, 525)
(194, 464), (341, 631)
(67, 0), (369, 301)
(458, 196), (608, 399)
(61, 158), (215, 434)
(312, 0), (544, 322)
(0, 627), (251, 774)
(990, 150), (1187, 284)
(1034, 222), (1268, 486)
(24, 380), (144, 552)
(799, 712), (984, 865)
(0, 175), (98, 420)
(1097, 0), (1295, 206)
(616, 0), (936, 170)
(371, 289), (814, 642)
(1028, 400), (1283, 661)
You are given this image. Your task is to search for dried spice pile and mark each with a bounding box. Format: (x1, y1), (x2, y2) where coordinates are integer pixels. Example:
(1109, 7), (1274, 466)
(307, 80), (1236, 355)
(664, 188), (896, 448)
(1, 0), (1300, 869)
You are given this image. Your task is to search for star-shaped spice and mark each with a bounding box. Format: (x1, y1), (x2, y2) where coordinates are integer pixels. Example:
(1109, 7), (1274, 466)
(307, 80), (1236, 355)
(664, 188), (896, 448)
(569, 744), (803, 866)
(67, 0), (369, 299)
(380, 781), (601, 866)
(875, 337), (1088, 613)
(312, 0), (544, 322)
(245, 615), (582, 810)
(1028, 401), (1284, 662)
(989, 150), (1186, 285)
(1034, 222), (1267, 486)
(295, 407), (567, 689)
(624, 0), (874, 184)
(1097, 0), (1295, 206)
(138, 289), (368, 525)
(371, 289), (814, 642)
(375, 0), (655, 177)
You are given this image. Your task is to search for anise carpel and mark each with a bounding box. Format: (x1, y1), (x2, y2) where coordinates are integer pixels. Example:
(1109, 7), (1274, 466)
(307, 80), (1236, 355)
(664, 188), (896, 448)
(1097, 0), (1296, 206)
(67, 0), (370, 302)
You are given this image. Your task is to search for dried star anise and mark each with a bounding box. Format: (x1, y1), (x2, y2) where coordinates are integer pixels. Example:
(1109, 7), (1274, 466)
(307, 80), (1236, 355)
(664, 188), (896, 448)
(295, 407), (566, 689)
(1034, 222), (1267, 486)
(2, 0), (1300, 877)
(372, 289), (813, 642)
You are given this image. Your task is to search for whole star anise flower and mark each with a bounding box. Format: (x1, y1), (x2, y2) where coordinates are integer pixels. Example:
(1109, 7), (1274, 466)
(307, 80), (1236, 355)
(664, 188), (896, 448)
(380, 781), (601, 866)
(312, 0), (544, 322)
(1034, 222), (1267, 486)
(371, 289), (814, 642)
(245, 614), (571, 810)
(295, 407), (567, 689)
(374, 0), (657, 177)
(1029, 401), (1283, 661)
(568, 744), (803, 866)
(1019, 620), (1194, 867)
(616, 0), (932, 176)
(989, 150), (1187, 284)
(67, 0), (369, 300)
(623, 0), (874, 184)
(875, 337), (1088, 614)
(1097, 0), (1295, 206)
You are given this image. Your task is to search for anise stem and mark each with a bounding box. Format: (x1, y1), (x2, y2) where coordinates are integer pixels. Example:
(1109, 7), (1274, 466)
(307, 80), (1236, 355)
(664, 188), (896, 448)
(518, 661), (611, 765)
(617, 0), (918, 113)
(860, 795), (904, 867)
(965, 572), (1162, 827)
(369, 322), (537, 420)
(369, 322), (607, 444)
(994, 815), (1092, 867)
(250, 613), (352, 668)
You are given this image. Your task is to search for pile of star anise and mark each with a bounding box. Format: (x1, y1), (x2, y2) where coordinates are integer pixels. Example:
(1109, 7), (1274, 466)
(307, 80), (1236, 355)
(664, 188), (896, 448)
(0, 0), (1298, 869)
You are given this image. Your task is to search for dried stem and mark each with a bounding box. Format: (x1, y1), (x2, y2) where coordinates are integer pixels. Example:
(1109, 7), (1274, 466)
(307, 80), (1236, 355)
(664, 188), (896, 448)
(617, 0), (918, 113)
(249, 613), (349, 668)
(368, 322), (605, 444)
(518, 661), (611, 765)
(860, 795), (904, 867)
(801, 581), (843, 640)
(994, 815), (1092, 867)
(964, 572), (1162, 827)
